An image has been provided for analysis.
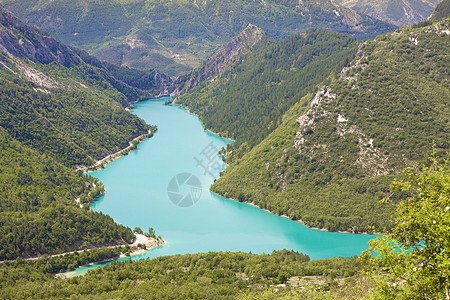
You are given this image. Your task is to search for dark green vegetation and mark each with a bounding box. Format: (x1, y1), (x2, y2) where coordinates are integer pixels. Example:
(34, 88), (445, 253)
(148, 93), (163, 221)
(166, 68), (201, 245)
(0, 64), (153, 166)
(0, 250), (364, 299)
(2, 163), (447, 299)
(335, 0), (441, 27)
(208, 18), (449, 233)
(0, 5), (167, 259)
(0, 127), (134, 260)
(0, 0), (396, 75)
(179, 29), (358, 157)
(1, 247), (122, 275)
(430, 0), (450, 20)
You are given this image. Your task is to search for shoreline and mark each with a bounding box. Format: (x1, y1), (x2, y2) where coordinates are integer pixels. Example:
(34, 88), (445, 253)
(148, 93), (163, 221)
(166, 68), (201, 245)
(168, 101), (236, 142)
(76, 96), (174, 173)
(210, 191), (370, 235)
(54, 234), (166, 278)
(169, 98), (366, 234)
(74, 129), (154, 173)
(123, 233), (167, 258)
(1, 234), (166, 265)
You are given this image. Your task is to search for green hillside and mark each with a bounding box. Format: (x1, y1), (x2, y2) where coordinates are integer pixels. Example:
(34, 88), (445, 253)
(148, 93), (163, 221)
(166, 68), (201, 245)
(178, 29), (358, 160)
(0, 127), (134, 260)
(210, 18), (450, 232)
(0, 0), (396, 75)
(0, 250), (365, 299)
(430, 0), (450, 20)
(0, 5), (168, 259)
(335, 0), (441, 27)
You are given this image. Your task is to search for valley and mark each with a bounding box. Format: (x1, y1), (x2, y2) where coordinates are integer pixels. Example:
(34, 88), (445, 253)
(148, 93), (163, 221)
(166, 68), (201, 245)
(0, 0), (396, 75)
(0, 1), (448, 299)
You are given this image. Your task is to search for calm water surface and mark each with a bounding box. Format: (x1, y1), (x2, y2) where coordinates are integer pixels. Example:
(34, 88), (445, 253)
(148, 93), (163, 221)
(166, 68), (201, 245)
(66, 97), (374, 276)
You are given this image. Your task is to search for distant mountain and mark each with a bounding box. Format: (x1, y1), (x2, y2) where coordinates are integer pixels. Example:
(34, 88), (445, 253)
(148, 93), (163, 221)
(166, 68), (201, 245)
(430, 0), (450, 19)
(198, 18), (449, 233)
(0, 4), (168, 259)
(0, 4), (172, 165)
(0, 0), (396, 75)
(335, 0), (441, 27)
(173, 24), (270, 97)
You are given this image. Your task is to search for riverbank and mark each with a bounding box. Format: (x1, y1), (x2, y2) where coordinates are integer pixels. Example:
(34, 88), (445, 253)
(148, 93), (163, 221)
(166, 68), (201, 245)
(123, 234), (167, 257)
(210, 191), (369, 235)
(75, 129), (154, 173)
(0, 234), (166, 265)
(53, 235), (166, 278)
(168, 101), (236, 142)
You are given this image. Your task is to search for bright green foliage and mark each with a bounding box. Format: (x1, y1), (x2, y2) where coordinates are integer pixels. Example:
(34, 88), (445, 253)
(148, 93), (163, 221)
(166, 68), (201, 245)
(362, 156), (450, 299)
(179, 29), (358, 156)
(211, 18), (450, 232)
(0, 250), (362, 299)
(0, 0), (395, 75)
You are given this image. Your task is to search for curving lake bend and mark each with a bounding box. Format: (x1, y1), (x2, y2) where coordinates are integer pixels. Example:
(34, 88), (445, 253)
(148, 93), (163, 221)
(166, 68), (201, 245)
(67, 97), (374, 276)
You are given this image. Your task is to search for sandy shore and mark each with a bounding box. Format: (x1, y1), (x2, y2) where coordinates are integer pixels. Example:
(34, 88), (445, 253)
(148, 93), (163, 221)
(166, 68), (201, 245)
(121, 234), (166, 257)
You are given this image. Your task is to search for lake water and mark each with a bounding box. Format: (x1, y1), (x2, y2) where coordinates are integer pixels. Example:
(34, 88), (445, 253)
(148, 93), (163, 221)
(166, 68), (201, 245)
(65, 97), (374, 276)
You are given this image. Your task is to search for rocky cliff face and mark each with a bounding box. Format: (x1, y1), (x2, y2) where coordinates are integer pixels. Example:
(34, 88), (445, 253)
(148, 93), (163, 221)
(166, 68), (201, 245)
(0, 4), (80, 67)
(173, 24), (266, 98)
(0, 4), (174, 103)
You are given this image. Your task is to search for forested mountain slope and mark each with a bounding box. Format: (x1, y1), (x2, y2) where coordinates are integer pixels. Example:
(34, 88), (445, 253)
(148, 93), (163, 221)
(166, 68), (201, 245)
(335, 0), (441, 27)
(0, 5), (166, 259)
(178, 29), (358, 158)
(0, 0), (396, 75)
(0, 128), (134, 260)
(173, 24), (271, 97)
(430, 0), (450, 19)
(210, 18), (450, 232)
(0, 4), (171, 166)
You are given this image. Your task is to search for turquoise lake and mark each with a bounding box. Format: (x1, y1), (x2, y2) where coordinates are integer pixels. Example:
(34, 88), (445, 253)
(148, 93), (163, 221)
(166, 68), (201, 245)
(66, 97), (374, 276)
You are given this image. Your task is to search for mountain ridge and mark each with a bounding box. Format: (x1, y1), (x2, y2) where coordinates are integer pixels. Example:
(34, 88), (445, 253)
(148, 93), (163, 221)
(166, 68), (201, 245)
(173, 24), (269, 98)
(0, 0), (396, 75)
(203, 17), (450, 232)
(0, 4), (169, 259)
(335, 0), (441, 27)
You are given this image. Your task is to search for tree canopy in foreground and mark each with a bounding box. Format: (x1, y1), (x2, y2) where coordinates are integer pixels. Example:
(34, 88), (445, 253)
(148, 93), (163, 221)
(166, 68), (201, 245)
(363, 154), (450, 299)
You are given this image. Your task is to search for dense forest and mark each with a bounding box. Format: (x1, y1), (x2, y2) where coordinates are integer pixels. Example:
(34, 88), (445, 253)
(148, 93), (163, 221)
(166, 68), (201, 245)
(0, 125), (134, 260)
(430, 0), (450, 20)
(0, 250), (365, 299)
(0, 2), (448, 299)
(0, 0), (396, 75)
(0, 5), (162, 259)
(210, 17), (450, 232)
